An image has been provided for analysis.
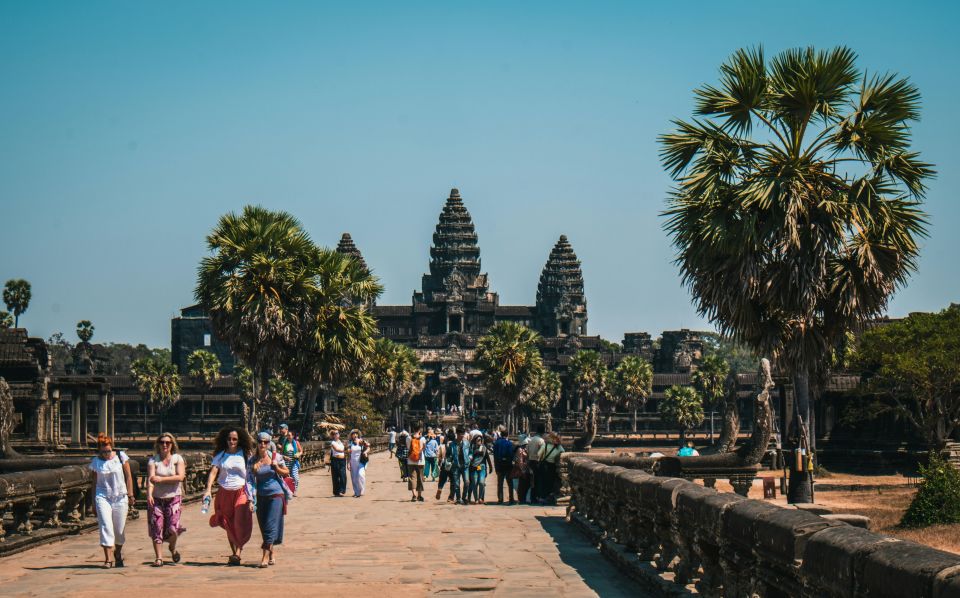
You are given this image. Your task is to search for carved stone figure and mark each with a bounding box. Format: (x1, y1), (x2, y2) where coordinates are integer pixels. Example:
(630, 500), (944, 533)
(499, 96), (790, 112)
(714, 371), (741, 454)
(0, 377), (17, 458)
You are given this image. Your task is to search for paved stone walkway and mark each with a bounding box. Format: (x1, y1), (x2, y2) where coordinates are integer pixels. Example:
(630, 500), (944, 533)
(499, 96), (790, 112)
(0, 452), (643, 596)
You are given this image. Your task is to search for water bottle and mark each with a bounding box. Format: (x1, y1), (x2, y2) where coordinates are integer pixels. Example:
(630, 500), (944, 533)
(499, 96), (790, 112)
(201, 495), (211, 514)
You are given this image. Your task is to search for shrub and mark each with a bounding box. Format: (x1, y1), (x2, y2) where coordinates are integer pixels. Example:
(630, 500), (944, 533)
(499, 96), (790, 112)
(900, 452), (960, 528)
(337, 387), (385, 439)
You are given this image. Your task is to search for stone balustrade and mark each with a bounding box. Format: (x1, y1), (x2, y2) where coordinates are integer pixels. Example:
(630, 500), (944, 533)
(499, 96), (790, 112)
(565, 455), (960, 597)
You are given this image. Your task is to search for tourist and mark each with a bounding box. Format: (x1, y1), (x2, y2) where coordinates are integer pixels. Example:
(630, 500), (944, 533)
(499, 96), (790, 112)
(407, 424), (426, 502)
(435, 428), (453, 499)
(89, 433), (134, 568)
(395, 429), (410, 481)
(537, 432), (565, 505)
(526, 423), (546, 503)
(279, 424), (302, 495)
(147, 433), (186, 567)
(203, 426), (255, 565)
(512, 437), (532, 504)
(492, 427), (515, 504)
(447, 428), (471, 504)
(329, 429), (347, 496)
(424, 428), (440, 481)
(347, 430), (370, 497)
(678, 440), (700, 457)
(467, 433), (492, 504)
(388, 426), (396, 457)
(248, 431), (290, 567)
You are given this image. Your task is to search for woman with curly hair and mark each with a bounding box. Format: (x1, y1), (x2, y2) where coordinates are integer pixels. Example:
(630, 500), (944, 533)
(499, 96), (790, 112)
(203, 426), (254, 565)
(147, 433), (186, 566)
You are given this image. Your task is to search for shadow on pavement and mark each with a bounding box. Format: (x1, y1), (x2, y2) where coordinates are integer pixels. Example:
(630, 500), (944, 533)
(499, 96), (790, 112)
(536, 515), (647, 598)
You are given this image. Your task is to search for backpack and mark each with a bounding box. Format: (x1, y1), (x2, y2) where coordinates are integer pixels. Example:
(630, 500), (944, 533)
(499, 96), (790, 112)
(408, 436), (423, 462)
(493, 437), (514, 463)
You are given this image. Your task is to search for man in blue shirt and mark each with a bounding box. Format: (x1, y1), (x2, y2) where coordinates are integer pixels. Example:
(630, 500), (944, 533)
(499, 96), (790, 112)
(492, 426), (516, 504)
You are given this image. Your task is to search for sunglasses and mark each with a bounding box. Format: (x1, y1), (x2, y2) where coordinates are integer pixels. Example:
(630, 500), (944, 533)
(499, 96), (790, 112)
(159, 440), (172, 445)
(228, 437), (239, 442)
(259, 440), (270, 444)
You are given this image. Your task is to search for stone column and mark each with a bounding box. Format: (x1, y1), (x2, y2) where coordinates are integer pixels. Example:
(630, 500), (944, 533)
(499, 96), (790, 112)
(79, 392), (88, 446)
(97, 391), (107, 435)
(107, 391), (117, 438)
(51, 388), (61, 446)
(71, 390), (81, 448)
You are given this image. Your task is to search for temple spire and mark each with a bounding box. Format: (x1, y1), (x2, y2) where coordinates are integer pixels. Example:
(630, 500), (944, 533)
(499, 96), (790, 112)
(423, 188), (485, 295)
(336, 232), (370, 274)
(536, 234), (587, 336)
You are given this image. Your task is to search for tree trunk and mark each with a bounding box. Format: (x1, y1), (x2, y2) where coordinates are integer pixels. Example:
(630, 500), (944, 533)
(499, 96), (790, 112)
(632, 408), (637, 433)
(787, 370), (814, 504)
(143, 398), (148, 435)
(200, 393), (205, 437)
(301, 385), (319, 440)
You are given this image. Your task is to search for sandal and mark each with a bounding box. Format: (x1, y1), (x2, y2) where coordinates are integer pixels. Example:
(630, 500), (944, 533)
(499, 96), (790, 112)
(228, 554), (241, 566)
(151, 559), (164, 567)
(170, 549), (181, 564)
(268, 558), (275, 566)
(102, 561), (114, 569)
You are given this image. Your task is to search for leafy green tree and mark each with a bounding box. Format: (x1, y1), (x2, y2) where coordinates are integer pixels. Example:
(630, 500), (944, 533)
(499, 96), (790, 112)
(261, 377), (296, 429)
(477, 322), (545, 433)
(701, 332), (757, 373)
(611, 356), (653, 433)
(336, 386), (385, 438)
(0, 311), (12, 329)
(692, 354), (730, 442)
(568, 350), (610, 449)
(659, 385), (705, 442)
(196, 206), (318, 432)
(660, 46), (933, 501)
(523, 369), (562, 416)
(3, 279), (31, 328)
(285, 248), (382, 438)
(853, 305), (960, 449)
(901, 451), (960, 528)
(360, 338), (424, 429)
(131, 357), (182, 434)
(186, 349), (221, 435)
(76, 320), (94, 343)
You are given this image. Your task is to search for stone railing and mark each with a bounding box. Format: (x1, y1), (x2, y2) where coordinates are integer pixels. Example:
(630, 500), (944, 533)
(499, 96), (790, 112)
(565, 456), (960, 597)
(0, 460), (142, 557)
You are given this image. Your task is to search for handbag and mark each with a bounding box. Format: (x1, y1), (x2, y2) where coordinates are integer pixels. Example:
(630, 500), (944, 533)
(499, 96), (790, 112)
(281, 475), (296, 495)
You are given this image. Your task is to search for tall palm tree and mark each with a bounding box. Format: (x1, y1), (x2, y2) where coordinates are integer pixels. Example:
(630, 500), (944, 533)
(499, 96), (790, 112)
(476, 322), (544, 434)
(611, 356), (653, 433)
(521, 368), (562, 433)
(0, 312), (12, 329)
(660, 46), (933, 502)
(568, 350), (609, 450)
(196, 205), (316, 432)
(659, 385), (705, 443)
(289, 248), (383, 438)
(131, 358), (182, 434)
(691, 354), (729, 442)
(3, 279), (31, 328)
(76, 320), (94, 343)
(186, 349), (221, 436)
(360, 337), (424, 430)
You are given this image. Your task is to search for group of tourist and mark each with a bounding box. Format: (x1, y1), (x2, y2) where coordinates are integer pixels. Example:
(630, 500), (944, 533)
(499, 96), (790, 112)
(384, 422), (564, 505)
(88, 423), (303, 569)
(327, 428), (372, 497)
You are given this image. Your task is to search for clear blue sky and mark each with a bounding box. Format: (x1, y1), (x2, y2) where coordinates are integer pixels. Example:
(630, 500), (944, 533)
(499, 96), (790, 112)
(2, 1), (958, 348)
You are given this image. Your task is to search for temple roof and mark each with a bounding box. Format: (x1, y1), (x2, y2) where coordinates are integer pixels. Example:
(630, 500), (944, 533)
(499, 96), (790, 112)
(536, 234), (586, 312)
(336, 232), (369, 273)
(425, 188), (484, 292)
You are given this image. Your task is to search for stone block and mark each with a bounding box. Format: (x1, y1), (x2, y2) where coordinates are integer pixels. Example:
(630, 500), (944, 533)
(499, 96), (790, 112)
(857, 538), (960, 598)
(754, 507), (842, 565)
(721, 498), (782, 550)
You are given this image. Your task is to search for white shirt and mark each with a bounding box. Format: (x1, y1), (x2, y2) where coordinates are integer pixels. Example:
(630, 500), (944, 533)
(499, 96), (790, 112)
(212, 451), (247, 490)
(388, 431), (396, 443)
(90, 451), (129, 499)
(527, 435), (545, 462)
(330, 439), (345, 458)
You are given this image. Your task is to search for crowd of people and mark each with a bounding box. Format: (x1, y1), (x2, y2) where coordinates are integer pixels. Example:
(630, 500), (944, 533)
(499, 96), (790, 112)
(386, 422), (565, 506)
(88, 423), (305, 569)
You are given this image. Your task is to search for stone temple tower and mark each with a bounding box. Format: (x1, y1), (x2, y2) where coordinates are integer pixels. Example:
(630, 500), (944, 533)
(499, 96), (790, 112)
(336, 232), (370, 274)
(536, 235), (588, 337)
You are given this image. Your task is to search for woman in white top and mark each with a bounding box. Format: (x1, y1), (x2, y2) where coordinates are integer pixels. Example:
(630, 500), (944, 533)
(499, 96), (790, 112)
(88, 433), (135, 569)
(346, 430), (370, 497)
(147, 433), (186, 567)
(203, 426), (255, 565)
(329, 429), (347, 496)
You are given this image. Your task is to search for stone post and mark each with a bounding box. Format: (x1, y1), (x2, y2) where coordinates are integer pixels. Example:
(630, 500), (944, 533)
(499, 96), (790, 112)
(98, 391), (108, 435)
(108, 392), (115, 438)
(51, 388), (61, 446)
(71, 390), (81, 448)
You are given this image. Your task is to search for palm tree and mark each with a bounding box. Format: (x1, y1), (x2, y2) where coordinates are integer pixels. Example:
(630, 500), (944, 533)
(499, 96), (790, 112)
(0, 312), (12, 329)
(288, 248), (383, 438)
(186, 349), (221, 436)
(476, 322), (545, 434)
(521, 368), (562, 432)
(611, 356), (653, 433)
(361, 338), (424, 430)
(660, 46), (933, 502)
(691, 354), (730, 443)
(131, 358), (182, 434)
(196, 206), (317, 433)
(76, 320), (94, 343)
(568, 350), (609, 450)
(3, 279), (31, 328)
(659, 385), (705, 443)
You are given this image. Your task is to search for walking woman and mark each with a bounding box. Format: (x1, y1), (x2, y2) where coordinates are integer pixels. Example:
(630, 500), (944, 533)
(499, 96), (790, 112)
(203, 426), (255, 565)
(513, 438), (533, 504)
(329, 429), (347, 496)
(147, 433), (186, 566)
(88, 434), (135, 568)
(248, 432), (290, 568)
(537, 432), (565, 505)
(346, 430), (370, 497)
(435, 428), (453, 500)
(467, 433), (492, 504)
(278, 424), (302, 496)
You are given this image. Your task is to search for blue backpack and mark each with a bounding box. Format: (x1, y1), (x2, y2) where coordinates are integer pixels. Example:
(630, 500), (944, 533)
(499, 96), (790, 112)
(493, 437), (514, 463)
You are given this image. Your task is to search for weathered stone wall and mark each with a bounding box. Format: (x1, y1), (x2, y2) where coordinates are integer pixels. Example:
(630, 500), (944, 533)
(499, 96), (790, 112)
(565, 455), (960, 597)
